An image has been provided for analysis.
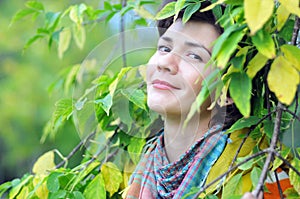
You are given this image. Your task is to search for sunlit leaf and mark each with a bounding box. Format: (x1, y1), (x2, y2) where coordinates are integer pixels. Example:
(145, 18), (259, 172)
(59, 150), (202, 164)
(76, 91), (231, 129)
(229, 72), (252, 117)
(26, 1), (44, 12)
(226, 116), (260, 133)
(0, 181), (12, 198)
(155, 2), (176, 20)
(236, 156), (254, 171)
(267, 56), (299, 105)
(95, 94), (112, 115)
(276, 4), (290, 31)
(33, 176), (49, 199)
(58, 28), (71, 59)
(83, 173), (106, 199)
(10, 9), (36, 25)
(222, 173), (243, 199)
(252, 29), (276, 59)
(101, 162), (123, 197)
(250, 166), (262, 188)
(128, 137), (146, 164)
(281, 44), (300, 71)
(182, 3), (201, 23)
(289, 157), (300, 194)
(121, 88), (146, 110)
(272, 148), (290, 171)
(216, 30), (245, 68)
(32, 151), (55, 175)
(9, 176), (33, 199)
(244, 0), (274, 34)
(246, 52), (268, 79)
(73, 26), (86, 49)
(278, 0), (300, 17)
(175, 0), (186, 19)
(200, 0), (224, 12)
(16, 186), (29, 199)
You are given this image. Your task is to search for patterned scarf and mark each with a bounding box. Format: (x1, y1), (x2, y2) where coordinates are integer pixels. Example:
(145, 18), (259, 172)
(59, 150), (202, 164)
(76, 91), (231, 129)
(126, 125), (228, 199)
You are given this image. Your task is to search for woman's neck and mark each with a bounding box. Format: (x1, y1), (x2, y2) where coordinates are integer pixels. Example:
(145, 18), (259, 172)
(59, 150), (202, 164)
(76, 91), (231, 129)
(163, 110), (211, 163)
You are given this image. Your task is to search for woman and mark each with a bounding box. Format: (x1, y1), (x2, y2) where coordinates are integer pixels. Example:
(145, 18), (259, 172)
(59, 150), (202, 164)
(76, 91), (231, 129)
(125, 1), (280, 198)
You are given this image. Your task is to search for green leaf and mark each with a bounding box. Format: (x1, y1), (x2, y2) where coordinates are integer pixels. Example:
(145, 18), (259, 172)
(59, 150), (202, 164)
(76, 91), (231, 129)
(267, 55), (299, 105)
(9, 175), (33, 199)
(244, 0), (274, 34)
(246, 52), (268, 79)
(229, 72), (252, 117)
(47, 172), (62, 193)
(155, 2), (176, 20)
(72, 26), (86, 49)
(175, 0), (186, 18)
(121, 88), (146, 110)
(252, 29), (276, 59)
(222, 173), (243, 199)
(216, 30), (245, 68)
(236, 156), (255, 171)
(0, 181), (12, 198)
(45, 12), (61, 31)
(26, 1), (44, 12)
(278, 19), (294, 41)
(281, 44), (300, 71)
(250, 166), (262, 188)
(49, 189), (67, 199)
(227, 116), (260, 133)
(69, 4), (87, 25)
(272, 148), (290, 171)
(10, 9), (36, 25)
(53, 99), (73, 123)
(64, 64), (80, 93)
(289, 157), (300, 194)
(182, 3), (201, 23)
(58, 28), (71, 59)
(73, 191), (85, 199)
(101, 162), (123, 197)
(95, 94), (112, 116)
(23, 34), (44, 51)
(128, 137), (146, 164)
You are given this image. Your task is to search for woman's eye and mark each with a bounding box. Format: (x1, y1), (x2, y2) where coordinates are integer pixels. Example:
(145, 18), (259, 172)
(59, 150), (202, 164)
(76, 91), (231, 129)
(158, 45), (171, 53)
(188, 53), (203, 61)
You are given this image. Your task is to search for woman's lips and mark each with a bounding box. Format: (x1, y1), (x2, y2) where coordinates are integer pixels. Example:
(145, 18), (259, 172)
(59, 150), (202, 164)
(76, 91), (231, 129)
(152, 79), (179, 90)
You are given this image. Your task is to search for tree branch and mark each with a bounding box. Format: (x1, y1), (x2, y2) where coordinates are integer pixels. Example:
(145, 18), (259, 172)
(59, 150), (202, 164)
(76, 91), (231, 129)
(56, 130), (96, 168)
(253, 103), (284, 197)
(291, 16), (300, 46)
(192, 149), (269, 199)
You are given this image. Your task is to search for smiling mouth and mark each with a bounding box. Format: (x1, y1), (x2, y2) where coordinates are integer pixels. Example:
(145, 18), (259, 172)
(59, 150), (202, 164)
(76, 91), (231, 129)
(152, 79), (179, 90)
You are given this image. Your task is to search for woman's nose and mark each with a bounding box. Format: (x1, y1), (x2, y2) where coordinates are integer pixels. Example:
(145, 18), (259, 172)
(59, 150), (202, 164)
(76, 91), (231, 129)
(157, 52), (180, 75)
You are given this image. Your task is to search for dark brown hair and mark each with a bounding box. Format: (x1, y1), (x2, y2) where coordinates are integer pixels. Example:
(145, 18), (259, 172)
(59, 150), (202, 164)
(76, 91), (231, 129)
(157, 0), (242, 130)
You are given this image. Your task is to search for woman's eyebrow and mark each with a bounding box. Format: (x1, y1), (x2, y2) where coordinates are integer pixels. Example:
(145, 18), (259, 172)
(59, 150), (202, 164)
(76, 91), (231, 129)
(185, 41), (211, 56)
(160, 36), (173, 43)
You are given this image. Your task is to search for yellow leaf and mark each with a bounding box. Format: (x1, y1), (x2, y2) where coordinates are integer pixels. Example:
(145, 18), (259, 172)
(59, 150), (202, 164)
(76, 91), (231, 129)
(276, 4), (290, 31)
(101, 162), (123, 197)
(200, 0), (224, 12)
(281, 44), (300, 71)
(58, 28), (71, 59)
(289, 157), (300, 194)
(33, 176), (49, 199)
(267, 56), (299, 105)
(279, 0), (300, 17)
(244, 0), (274, 34)
(32, 151), (55, 175)
(16, 186), (29, 199)
(246, 52), (268, 78)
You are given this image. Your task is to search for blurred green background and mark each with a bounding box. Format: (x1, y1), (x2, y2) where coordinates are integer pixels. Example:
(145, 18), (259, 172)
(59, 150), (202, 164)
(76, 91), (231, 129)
(0, 0), (113, 183)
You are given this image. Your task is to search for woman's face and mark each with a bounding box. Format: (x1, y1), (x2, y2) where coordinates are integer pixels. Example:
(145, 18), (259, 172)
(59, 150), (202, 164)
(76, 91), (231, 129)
(146, 19), (220, 117)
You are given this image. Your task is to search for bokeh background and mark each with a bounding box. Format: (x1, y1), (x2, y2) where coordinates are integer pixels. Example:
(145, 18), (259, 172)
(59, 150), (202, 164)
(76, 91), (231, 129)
(0, 0), (113, 183)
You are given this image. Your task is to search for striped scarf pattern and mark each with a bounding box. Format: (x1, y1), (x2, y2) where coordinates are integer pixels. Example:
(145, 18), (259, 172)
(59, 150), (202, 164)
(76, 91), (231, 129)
(126, 125), (228, 199)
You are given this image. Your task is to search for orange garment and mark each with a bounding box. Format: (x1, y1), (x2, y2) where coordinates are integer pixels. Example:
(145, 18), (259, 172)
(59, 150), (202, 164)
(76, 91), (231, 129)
(264, 168), (293, 199)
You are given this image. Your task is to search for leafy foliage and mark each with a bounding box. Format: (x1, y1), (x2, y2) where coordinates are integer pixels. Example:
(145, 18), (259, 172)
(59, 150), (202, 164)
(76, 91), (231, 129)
(1, 0), (300, 198)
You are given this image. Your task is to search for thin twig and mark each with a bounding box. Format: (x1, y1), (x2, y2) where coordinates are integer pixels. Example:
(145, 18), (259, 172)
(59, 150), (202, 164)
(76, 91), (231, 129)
(253, 103), (284, 197)
(274, 150), (300, 177)
(283, 107), (300, 122)
(274, 170), (284, 199)
(192, 149), (269, 199)
(56, 130), (96, 168)
(227, 110), (276, 175)
(291, 16), (300, 46)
